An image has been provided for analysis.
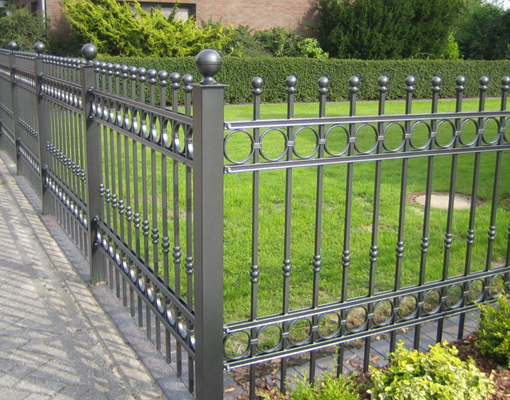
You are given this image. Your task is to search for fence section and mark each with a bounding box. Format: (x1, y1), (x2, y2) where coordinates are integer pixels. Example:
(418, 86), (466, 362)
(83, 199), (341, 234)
(88, 55), (199, 391)
(0, 43), (224, 396)
(0, 45), (19, 169)
(222, 74), (510, 398)
(1, 41), (510, 400)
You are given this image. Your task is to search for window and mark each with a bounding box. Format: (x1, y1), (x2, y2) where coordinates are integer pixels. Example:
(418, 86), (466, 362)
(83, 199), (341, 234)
(137, 2), (195, 21)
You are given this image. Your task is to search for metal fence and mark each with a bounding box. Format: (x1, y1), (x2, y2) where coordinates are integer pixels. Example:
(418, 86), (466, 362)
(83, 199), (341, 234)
(1, 41), (509, 400)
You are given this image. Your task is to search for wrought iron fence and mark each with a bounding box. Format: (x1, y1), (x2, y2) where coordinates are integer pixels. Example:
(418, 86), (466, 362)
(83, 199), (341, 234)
(0, 41), (509, 400)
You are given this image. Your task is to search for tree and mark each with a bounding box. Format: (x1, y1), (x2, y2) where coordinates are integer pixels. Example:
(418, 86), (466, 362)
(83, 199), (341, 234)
(453, 0), (509, 59)
(62, 0), (231, 57)
(0, 4), (48, 51)
(314, 0), (462, 60)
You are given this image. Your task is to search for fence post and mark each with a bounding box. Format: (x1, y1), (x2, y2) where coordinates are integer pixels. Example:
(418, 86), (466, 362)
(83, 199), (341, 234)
(193, 49), (225, 400)
(34, 42), (52, 214)
(81, 44), (105, 283)
(8, 41), (20, 173)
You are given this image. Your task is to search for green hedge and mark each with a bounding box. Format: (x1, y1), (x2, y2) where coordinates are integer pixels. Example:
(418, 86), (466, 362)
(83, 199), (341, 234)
(100, 56), (510, 104)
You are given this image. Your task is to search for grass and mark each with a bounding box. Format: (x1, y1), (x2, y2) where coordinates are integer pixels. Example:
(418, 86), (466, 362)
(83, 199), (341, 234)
(96, 97), (510, 327)
(221, 97), (510, 323)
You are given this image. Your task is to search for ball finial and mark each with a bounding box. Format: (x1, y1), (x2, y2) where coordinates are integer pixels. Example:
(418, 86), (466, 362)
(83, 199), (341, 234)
(195, 49), (222, 85)
(81, 44), (98, 64)
(34, 42), (45, 55)
(8, 41), (19, 51)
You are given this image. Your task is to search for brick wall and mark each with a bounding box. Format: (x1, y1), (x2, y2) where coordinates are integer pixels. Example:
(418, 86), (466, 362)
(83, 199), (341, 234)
(43, 0), (71, 33)
(195, 0), (317, 32)
(16, 0), (317, 36)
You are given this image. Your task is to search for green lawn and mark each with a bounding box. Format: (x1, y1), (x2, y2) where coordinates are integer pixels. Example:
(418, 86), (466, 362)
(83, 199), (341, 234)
(221, 98), (510, 323)
(99, 97), (510, 324)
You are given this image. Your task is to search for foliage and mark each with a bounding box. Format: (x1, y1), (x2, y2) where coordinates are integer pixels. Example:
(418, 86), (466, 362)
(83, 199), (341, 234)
(453, 0), (510, 60)
(0, 4), (49, 51)
(261, 372), (361, 400)
(62, 0), (231, 57)
(314, 0), (463, 60)
(369, 342), (493, 400)
(476, 293), (510, 367)
(297, 38), (329, 59)
(213, 24), (271, 58)
(104, 55), (510, 104)
(217, 25), (329, 59)
(254, 27), (303, 58)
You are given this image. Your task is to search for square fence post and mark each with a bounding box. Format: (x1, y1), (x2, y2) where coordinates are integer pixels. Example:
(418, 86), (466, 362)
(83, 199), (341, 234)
(81, 45), (105, 283)
(193, 50), (225, 400)
(8, 43), (21, 173)
(34, 43), (53, 214)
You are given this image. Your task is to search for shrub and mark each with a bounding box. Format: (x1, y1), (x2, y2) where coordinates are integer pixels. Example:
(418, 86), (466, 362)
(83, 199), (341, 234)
(101, 56), (510, 104)
(261, 371), (361, 400)
(369, 342), (493, 400)
(476, 293), (510, 368)
(314, 0), (462, 60)
(62, 0), (231, 57)
(0, 4), (49, 51)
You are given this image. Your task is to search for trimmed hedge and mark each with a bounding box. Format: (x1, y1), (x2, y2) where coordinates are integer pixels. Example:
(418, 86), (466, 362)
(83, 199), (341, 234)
(100, 56), (510, 104)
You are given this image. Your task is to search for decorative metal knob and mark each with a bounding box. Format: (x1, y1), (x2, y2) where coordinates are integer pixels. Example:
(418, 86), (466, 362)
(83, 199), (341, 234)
(318, 76), (329, 95)
(34, 42), (45, 55)
(81, 44), (97, 64)
(349, 76), (360, 94)
(8, 41), (19, 51)
(378, 76), (389, 93)
(195, 49), (222, 85)
(252, 77), (263, 95)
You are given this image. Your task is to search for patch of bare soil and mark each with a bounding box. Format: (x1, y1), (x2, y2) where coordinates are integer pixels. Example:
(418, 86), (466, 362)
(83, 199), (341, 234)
(229, 335), (510, 399)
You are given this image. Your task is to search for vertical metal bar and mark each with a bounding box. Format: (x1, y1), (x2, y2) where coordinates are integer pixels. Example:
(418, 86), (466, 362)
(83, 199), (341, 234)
(391, 76), (415, 353)
(147, 68), (158, 346)
(338, 76), (359, 375)
(81, 45), (105, 283)
(309, 77), (329, 383)
(193, 52), (225, 400)
(9, 47), (21, 173)
(248, 76), (263, 400)
(457, 76), (475, 339)
(500, 76), (510, 293)
(364, 76), (388, 372)
(159, 70), (171, 363)
(280, 75), (296, 394)
(129, 66), (138, 319)
(485, 77), (505, 277)
(139, 67), (148, 329)
(414, 77), (441, 346)
(432, 77), (459, 342)
(170, 71), (183, 377)
(182, 75), (195, 388)
(183, 74), (195, 390)
(36, 48), (53, 215)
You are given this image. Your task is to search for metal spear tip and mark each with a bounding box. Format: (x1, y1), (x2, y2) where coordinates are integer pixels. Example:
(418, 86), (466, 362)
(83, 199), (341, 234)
(34, 41), (45, 54)
(8, 41), (19, 51)
(195, 49), (222, 85)
(81, 44), (97, 63)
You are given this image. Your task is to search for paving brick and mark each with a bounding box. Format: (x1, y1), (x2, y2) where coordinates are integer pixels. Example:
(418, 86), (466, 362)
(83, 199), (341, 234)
(0, 154), (173, 399)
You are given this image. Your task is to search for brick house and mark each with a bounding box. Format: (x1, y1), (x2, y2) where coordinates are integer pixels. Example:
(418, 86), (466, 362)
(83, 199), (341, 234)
(15, 0), (317, 34)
